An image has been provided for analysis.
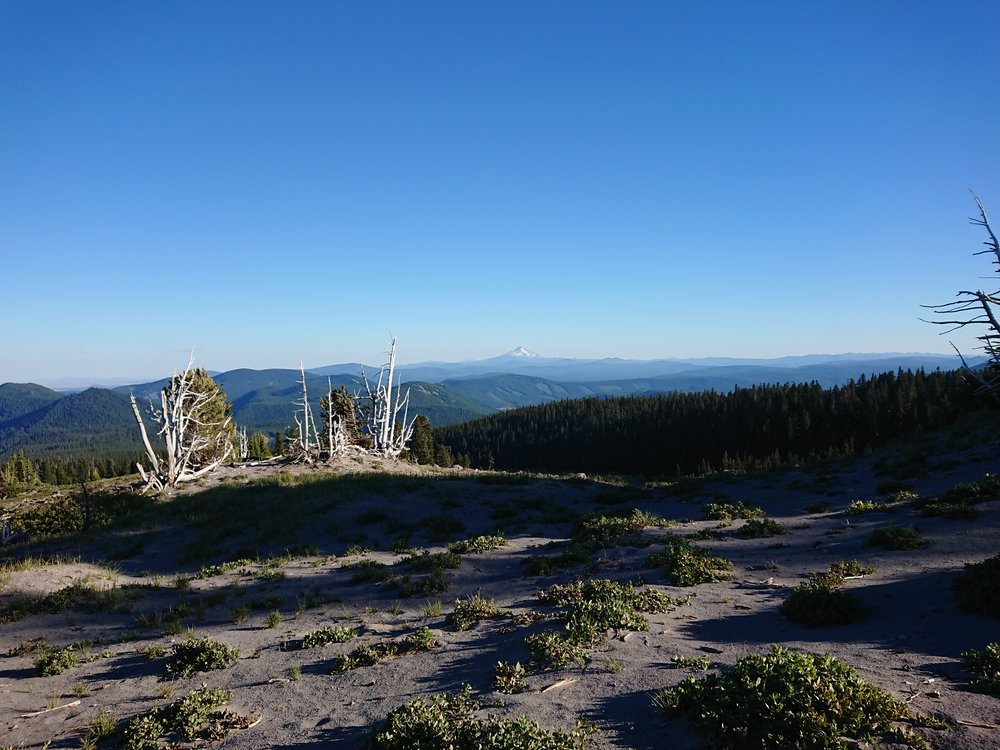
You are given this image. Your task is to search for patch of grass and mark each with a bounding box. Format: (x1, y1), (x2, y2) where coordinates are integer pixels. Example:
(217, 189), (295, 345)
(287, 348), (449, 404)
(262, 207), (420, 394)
(370, 686), (593, 749)
(735, 518), (790, 539)
(301, 626), (357, 649)
(265, 610), (282, 628)
(912, 501), (984, 519)
(864, 525), (930, 551)
(420, 599), (443, 619)
(847, 499), (896, 514)
(0, 579), (137, 626)
(448, 533), (508, 554)
(655, 645), (940, 749)
(495, 660), (527, 693)
(779, 581), (869, 627)
(805, 502), (831, 514)
(702, 501), (764, 522)
(230, 605), (250, 624)
(395, 569), (449, 598)
(81, 713), (118, 748)
(952, 554), (1000, 618)
(961, 642), (1000, 694)
(345, 559), (394, 585)
(644, 539), (732, 586)
(196, 558), (256, 579)
(401, 551), (461, 572)
(446, 593), (499, 631)
(165, 635), (239, 679)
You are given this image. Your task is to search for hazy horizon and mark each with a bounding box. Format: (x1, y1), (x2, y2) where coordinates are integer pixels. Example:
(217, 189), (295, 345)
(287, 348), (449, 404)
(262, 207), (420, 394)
(3, 2), (998, 382)
(4, 347), (971, 391)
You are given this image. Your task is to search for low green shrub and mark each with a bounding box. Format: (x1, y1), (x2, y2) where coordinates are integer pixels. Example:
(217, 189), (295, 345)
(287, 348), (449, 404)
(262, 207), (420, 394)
(655, 645), (939, 749)
(448, 534), (508, 554)
(940, 474), (1000, 504)
(525, 632), (587, 669)
(35, 646), (78, 676)
(370, 686), (593, 749)
(495, 661), (527, 693)
(446, 593), (499, 631)
(402, 551), (462, 572)
(810, 560), (875, 588)
(332, 640), (400, 673)
(644, 539), (732, 586)
(865, 525), (930, 551)
(847, 499), (895, 514)
(961, 642), (1000, 694)
(346, 559), (394, 585)
(406, 626), (438, 652)
(779, 581), (869, 627)
(165, 636), (238, 678)
(702, 501), (764, 522)
(952, 554), (1000, 618)
(122, 685), (247, 750)
(301, 626), (357, 649)
(736, 518), (790, 539)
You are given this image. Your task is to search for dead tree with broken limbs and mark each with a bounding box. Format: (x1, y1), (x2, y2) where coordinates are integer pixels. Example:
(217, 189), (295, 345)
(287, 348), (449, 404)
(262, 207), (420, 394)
(129, 362), (235, 492)
(925, 192), (1000, 399)
(361, 337), (416, 457)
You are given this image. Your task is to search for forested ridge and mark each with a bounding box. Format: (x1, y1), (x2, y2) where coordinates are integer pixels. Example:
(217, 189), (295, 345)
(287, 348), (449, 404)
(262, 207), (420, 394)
(436, 368), (981, 476)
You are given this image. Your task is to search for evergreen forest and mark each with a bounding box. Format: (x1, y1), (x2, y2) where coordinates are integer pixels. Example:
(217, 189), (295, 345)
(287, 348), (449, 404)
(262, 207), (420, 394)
(436, 368), (982, 476)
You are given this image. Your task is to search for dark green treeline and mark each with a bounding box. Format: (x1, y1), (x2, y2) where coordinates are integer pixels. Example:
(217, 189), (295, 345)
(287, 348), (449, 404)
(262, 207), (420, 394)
(436, 369), (979, 476)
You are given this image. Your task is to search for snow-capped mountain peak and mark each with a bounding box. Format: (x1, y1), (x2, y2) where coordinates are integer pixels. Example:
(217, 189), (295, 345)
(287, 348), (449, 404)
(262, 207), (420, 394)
(507, 346), (539, 358)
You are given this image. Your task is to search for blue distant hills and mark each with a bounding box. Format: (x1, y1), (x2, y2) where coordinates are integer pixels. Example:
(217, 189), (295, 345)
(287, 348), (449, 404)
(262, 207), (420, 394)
(0, 349), (979, 460)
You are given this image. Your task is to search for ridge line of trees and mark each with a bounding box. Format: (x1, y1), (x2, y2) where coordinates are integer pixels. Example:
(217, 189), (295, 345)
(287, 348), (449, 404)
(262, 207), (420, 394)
(435, 368), (980, 476)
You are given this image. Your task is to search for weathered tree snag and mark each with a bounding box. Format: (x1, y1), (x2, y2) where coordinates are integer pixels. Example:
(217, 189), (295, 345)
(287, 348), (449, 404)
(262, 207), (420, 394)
(289, 360), (321, 463)
(360, 337), (416, 457)
(130, 360), (235, 492)
(924, 193), (1000, 399)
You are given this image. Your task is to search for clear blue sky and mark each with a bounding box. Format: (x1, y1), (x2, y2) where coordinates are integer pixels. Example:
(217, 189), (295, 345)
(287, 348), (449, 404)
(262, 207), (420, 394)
(3, 1), (1000, 384)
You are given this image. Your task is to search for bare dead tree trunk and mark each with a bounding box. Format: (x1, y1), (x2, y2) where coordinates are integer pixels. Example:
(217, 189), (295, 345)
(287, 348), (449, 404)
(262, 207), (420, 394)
(360, 337), (417, 457)
(129, 358), (235, 492)
(290, 360), (319, 463)
(924, 192), (1000, 398)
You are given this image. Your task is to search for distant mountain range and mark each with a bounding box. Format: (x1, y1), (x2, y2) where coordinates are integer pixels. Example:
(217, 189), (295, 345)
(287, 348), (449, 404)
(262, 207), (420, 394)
(0, 349), (980, 460)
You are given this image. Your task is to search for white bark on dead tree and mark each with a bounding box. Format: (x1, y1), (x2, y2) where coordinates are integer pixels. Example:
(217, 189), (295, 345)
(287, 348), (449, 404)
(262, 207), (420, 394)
(129, 359), (234, 492)
(290, 360), (319, 463)
(361, 337), (416, 457)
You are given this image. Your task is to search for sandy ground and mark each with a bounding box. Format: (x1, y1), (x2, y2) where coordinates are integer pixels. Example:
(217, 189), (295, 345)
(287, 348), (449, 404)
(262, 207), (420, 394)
(1, 444), (999, 750)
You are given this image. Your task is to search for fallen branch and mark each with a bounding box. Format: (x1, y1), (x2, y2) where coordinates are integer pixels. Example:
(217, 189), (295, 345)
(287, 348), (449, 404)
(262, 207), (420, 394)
(21, 699), (81, 718)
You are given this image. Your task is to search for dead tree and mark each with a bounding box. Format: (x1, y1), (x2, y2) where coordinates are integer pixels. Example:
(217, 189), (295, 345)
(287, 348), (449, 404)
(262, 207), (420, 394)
(130, 360), (235, 492)
(320, 378), (353, 460)
(924, 192), (1000, 399)
(360, 337), (416, 457)
(289, 360), (320, 462)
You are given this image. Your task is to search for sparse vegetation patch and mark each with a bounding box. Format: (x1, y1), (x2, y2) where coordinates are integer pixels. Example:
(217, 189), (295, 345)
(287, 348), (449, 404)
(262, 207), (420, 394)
(961, 642), (1000, 694)
(655, 645), (940, 749)
(865, 525), (930, 551)
(952, 554), (1000, 618)
(370, 686), (593, 750)
(165, 635), (239, 678)
(644, 538), (733, 586)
